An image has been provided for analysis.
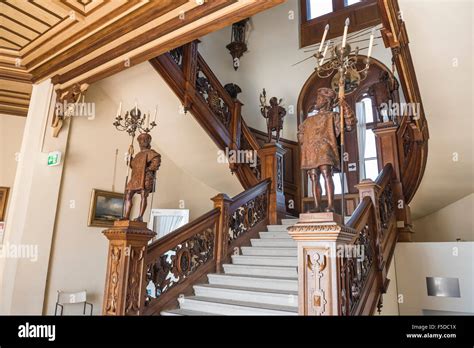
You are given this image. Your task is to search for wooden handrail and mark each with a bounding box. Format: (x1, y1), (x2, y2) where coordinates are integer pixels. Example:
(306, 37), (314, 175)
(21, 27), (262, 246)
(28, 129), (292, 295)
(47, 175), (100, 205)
(136, 179), (271, 315)
(149, 42), (264, 189)
(346, 196), (373, 233)
(146, 208), (220, 258)
(229, 178), (270, 212)
(142, 208), (220, 315)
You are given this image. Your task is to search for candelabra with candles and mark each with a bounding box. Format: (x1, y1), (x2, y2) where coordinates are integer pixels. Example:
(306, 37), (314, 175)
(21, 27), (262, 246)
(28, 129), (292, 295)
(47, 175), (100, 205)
(313, 19), (375, 223)
(113, 102), (157, 216)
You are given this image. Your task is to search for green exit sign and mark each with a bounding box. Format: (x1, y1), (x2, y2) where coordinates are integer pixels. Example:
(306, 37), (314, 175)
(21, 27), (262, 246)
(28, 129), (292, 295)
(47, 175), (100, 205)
(47, 151), (62, 166)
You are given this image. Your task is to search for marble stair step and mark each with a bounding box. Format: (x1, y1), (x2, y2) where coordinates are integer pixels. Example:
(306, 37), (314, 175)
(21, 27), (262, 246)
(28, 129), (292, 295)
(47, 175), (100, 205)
(207, 273), (298, 291)
(231, 255), (297, 267)
(223, 263), (297, 278)
(179, 296), (298, 315)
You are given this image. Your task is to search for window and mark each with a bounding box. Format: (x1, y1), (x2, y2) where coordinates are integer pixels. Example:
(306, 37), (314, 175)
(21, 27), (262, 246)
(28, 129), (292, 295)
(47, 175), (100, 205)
(345, 0), (361, 6)
(356, 97), (379, 181)
(307, 0), (364, 20)
(300, 0), (380, 48)
(307, 0), (333, 20)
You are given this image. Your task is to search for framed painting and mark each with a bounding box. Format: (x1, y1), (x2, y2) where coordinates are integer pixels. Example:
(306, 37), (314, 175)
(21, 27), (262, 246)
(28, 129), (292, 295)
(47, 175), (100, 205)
(0, 187), (10, 221)
(88, 189), (124, 227)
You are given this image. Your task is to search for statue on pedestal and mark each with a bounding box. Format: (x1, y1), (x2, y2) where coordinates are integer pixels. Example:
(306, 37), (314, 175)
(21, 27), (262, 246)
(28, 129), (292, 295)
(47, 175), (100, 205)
(122, 133), (161, 221)
(298, 87), (356, 212)
(368, 71), (400, 123)
(260, 89), (286, 143)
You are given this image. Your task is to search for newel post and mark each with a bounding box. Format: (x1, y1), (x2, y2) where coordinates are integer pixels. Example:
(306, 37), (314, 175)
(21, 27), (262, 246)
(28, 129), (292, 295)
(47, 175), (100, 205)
(355, 179), (387, 290)
(373, 125), (413, 241)
(229, 101), (243, 173)
(102, 221), (156, 316)
(211, 193), (232, 272)
(288, 213), (355, 315)
(258, 143), (286, 224)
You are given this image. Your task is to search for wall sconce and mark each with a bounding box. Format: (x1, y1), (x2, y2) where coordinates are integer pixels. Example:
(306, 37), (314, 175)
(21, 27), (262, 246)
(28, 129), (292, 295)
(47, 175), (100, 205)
(226, 18), (250, 71)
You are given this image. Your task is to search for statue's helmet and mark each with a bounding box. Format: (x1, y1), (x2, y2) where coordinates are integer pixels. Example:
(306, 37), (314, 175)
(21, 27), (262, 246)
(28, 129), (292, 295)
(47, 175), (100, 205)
(137, 132), (152, 147)
(317, 87), (337, 102)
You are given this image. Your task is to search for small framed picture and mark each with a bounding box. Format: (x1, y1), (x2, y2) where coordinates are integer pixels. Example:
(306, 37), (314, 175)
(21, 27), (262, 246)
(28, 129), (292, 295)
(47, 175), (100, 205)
(0, 187), (10, 221)
(88, 189), (124, 227)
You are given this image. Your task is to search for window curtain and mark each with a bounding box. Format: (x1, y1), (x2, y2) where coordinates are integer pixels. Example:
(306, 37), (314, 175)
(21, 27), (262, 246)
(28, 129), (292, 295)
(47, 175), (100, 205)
(153, 215), (184, 239)
(356, 101), (367, 181)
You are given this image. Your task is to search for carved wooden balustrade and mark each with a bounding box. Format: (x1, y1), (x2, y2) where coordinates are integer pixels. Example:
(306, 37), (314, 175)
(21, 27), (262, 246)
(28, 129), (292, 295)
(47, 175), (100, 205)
(149, 41), (261, 190)
(102, 179), (272, 315)
(289, 163), (398, 315)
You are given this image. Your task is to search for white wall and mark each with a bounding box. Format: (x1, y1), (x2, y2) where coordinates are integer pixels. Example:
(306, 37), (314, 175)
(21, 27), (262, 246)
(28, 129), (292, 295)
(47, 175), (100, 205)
(395, 242), (474, 315)
(378, 257), (400, 315)
(0, 115), (25, 222)
(400, 0), (474, 219)
(43, 63), (243, 314)
(413, 194), (474, 242)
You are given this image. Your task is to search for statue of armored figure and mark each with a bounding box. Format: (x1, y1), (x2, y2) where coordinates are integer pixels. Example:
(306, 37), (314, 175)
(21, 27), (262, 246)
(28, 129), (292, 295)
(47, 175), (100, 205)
(298, 87), (356, 213)
(123, 133), (161, 221)
(368, 71), (400, 123)
(260, 89), (286, 143)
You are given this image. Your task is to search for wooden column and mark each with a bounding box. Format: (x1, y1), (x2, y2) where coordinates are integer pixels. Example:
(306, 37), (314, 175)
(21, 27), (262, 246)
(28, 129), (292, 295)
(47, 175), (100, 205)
(258, 143), (286, 224)
(373, 125), (413, 241)
(229, 100), (242, 173)
(288, 212), (354, 315)
(211, 193), (232, 272)
(355, 179), (387, 291)
(182, 40), (199, 111)
(102, 221), (155, 316)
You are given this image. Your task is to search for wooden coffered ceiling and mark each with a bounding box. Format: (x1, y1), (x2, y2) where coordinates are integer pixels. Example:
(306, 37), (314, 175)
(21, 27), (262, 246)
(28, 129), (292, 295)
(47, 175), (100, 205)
(0, 0), (284, 117)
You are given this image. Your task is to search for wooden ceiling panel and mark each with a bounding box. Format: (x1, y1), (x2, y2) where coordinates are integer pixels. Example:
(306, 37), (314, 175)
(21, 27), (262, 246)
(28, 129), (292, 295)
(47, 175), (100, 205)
(0, 28), (29, 47)
(1, 2), (52, 33)
(0, 16), (39, 40)
(0, 38), (20, 50)
(6, 0), (63, 26)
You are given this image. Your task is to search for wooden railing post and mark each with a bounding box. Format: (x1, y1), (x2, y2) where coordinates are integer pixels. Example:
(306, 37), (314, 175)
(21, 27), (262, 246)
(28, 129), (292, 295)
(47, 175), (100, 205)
(211, 193), (232, 273)
(102, 221), (156, 316)
(355, 179), (386, 290)
(288, 212), (354, 315)
(182, 40), (199, 111)
(258, 143), (286, 224)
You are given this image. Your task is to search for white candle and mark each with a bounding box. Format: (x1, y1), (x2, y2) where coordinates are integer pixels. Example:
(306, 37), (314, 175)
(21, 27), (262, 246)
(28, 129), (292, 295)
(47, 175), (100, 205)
(367, 28), (375, 58)
(116, 101), (122, 117)
(153, 107), (157, 122)
(147, 111), (150, 127)
(341, 18), (350, 49)
(319, 24), (330, 52)
(135, 102), (138, 115)
(320, 40), (330, 66)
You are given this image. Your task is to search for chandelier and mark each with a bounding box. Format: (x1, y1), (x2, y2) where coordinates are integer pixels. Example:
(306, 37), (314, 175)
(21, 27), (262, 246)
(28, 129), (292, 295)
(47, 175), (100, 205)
(313, 19), (376, 95)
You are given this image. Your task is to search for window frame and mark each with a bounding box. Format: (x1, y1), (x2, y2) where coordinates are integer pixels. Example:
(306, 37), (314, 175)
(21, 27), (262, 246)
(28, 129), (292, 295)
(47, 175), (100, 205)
(299, 0), (380, 48)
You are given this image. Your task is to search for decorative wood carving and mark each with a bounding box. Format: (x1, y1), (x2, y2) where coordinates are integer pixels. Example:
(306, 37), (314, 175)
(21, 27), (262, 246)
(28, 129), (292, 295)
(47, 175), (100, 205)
(52, 82), (89, 137)
(102, 220), (156, 316)
(145, 227), (215, 305)
(228, 192), (267, 244)
(305, 248), (330, 315)
(289, 164), (398, 316)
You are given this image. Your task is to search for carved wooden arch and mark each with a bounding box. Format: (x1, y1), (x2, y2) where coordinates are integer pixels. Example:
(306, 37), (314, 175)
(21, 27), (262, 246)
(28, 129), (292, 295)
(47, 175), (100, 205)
(297, 55), (399, 126)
